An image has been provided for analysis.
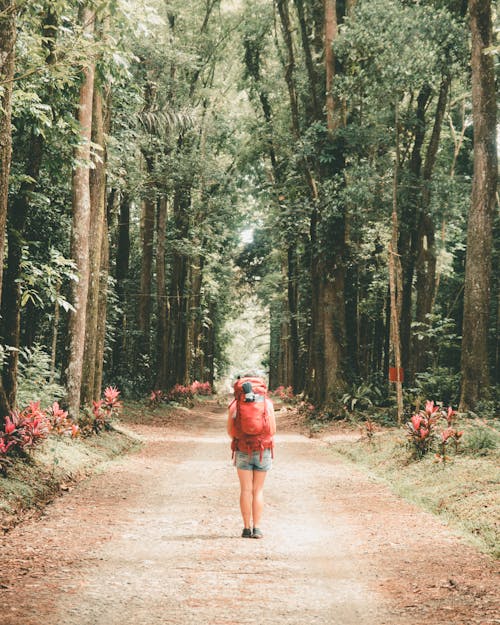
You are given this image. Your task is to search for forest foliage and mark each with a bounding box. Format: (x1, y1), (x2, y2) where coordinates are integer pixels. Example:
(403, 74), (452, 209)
(0, 0), (497, 435)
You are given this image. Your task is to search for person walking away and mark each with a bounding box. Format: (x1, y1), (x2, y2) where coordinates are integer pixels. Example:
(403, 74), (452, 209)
(227, 375), (276, 538)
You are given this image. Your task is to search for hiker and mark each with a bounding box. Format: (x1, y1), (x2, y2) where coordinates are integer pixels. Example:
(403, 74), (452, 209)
(227, 375), (276, 539)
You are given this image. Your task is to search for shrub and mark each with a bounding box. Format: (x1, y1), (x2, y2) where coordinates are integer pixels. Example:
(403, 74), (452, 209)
(270, 385), (296, 403)
(90, 386), (122, 433)
(463, 425), (498, 456)
(149, 389), (164, 406)
(411, 368), (460, 407)
(0, 402), (53, 472)
(166, 384), (194, 406)
(341, 383), (383, 412)
(47, 402), (78, 437)
(191, 381), (212, 396)
(16, 344), (65, 408)
(0, 387), (121, 473)
(405, 401), (462, 460)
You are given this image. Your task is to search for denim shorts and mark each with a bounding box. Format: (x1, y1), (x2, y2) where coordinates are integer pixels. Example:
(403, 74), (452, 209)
(235, 449), (273, 472)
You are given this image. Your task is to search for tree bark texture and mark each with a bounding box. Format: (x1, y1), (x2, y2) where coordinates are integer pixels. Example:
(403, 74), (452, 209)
(187, 255), (204, 382)
(460, 0), (497, 410)
(0, 0), (16, 419)
(1, 133), (43, 407)
(306, 0), (347, 405)
(166, 183), (191, 387)
(324, 0), (338, 134)
(138, 154), (155, 356)
(155, 198), (169, 389)
(0, 0), (15, 305)
(66, 6), (95, 418)
(293, 0), (321, 122)
(398, 84), (431, 377)
(112, 193), (130, 375)
(81, 88), (106, 404)
(93, 215), (109, 399)
(413, 75), (451, 373)
(287, 246), (300, 391)
(276, 0), (301, 140)
(1, 6), (59, 408)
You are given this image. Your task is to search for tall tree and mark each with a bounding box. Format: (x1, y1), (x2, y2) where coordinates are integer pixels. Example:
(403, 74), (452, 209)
(459, 0), (497, 410)
(0, 0), (16, 417)
(112, 192), (130, 376)
(66, 6), (96, 417)
(81, 87), (107, 404)
(1, 7), (58, 408)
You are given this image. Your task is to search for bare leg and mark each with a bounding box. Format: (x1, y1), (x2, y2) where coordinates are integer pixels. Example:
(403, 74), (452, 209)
(251, 470), (267, 528)
(237, 468), (253, 528)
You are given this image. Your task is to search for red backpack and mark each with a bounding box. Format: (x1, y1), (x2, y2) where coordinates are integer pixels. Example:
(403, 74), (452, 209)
(230, 377), (274, 460)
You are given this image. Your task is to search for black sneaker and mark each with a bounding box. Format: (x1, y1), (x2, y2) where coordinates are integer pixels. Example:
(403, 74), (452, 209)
(252, 527), (263, 539)
(241, 528), (252, 538)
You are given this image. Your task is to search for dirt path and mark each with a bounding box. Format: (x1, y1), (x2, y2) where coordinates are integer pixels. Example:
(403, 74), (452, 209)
(1, 402), (498, 625)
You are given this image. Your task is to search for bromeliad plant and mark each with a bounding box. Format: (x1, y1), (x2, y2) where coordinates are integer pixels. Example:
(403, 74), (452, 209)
(47, 402), (78, 437)
(0, 401), (75, 473)
(270, 386), (296, 403)
(406, 401), (463, 460)
(436, 407), (463, 463)
(91, 386), (122, 433)
(166, 384), (194, 406)
(149, 381), (212, 408)
(191, 381), (212, 396)
(0, 388), (121, 473)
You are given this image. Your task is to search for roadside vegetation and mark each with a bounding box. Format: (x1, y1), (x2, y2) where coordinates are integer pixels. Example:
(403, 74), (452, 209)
(275, 387), (499, 558)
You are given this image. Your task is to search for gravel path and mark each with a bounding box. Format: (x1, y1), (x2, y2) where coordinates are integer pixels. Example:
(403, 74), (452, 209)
(1, 402), (498, 625)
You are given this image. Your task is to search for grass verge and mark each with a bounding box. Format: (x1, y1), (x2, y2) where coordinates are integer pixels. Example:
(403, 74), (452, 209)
(0, 425), (141, 531)
(327, 421), (499, 558)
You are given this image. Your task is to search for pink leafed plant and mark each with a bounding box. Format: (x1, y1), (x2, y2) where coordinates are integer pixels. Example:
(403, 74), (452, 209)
(406, 402), (463, 460)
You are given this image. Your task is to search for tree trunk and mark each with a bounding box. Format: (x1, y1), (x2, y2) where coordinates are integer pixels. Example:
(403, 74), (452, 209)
(1, 5), (59, 409)
(321, 270), (346, 401)
(287, 246), (300, 391)
(94, 215), (109, 399)
(307, 0), (347, 405)
(112, 193), (130, 376)
(166, 184), (191, 387)
(324, 0), (338, 134)
(138, 155), (155, 357)
(187, 254), (204, 382)
(390, 102), (404, 424)
(276, 0), (301, 140)
(0, 0), (16, 418)
(268, 299), (281, 391)
(66, 6), (95, 418)
(398, 84), (431, 377)
(293, 0), (321, 121)
(459, 0), (497, 410)
(81, 87), (106, 404)
(413, 75), (451, 373)
(155, 197), (168, 389)
(1, 133), (43, 407)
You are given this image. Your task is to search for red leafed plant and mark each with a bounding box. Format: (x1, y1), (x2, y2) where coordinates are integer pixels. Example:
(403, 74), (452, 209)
(270, 385), (295, 402)
(47, 402), (77, 437)
(0, 403), (51, 459)
(166, 384), (194, 406)
(104, 386), (122, 411)
(435, 407), (463, 463)
(190, 381), (212, 396)
(149, 389), (164, 406)
(90, 387), (122, 433)
(406, 401), (463, 460)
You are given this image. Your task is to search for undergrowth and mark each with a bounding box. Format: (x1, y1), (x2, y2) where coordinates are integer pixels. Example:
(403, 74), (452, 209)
(328, 419), (499, 558)
(0, 427), (139, 530)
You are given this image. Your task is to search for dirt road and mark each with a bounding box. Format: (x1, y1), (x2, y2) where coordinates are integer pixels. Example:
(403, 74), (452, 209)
(1, 402), (498, 625)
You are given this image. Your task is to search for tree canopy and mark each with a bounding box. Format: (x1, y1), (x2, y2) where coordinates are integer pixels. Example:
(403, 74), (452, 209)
(0, 0), (497, 421)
